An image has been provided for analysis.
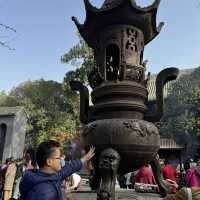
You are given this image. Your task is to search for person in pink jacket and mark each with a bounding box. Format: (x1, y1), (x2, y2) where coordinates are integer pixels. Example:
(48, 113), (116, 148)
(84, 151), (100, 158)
(185, 165), (200, 187)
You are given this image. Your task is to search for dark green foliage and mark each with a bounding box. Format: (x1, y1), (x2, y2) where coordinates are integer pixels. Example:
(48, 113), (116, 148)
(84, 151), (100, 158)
(0, 23), (16, 50)
(0, 79), (77, 147)
(160, 67), (200, 145)
(62, 35), (93, 85)
(61, 34), (94, 133)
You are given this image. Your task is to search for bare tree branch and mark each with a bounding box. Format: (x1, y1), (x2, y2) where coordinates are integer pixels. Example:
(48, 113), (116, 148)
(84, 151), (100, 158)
(0, 23), (16, 50)
(0, 23), (16, 32)
(0, 40), (15, 50)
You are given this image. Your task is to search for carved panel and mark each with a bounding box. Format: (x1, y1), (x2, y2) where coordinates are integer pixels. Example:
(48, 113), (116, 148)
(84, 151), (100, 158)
(93, 25), (145, 83)
(126, 65), (145, 82)
(124, 27), (144, 66)
(123, 119), (159, 137)
(125, 28), (138, 52)
(88, 62), (104, 89)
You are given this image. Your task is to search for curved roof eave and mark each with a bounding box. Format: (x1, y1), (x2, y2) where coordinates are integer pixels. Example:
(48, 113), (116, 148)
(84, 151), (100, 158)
(84, 0), (161, 13)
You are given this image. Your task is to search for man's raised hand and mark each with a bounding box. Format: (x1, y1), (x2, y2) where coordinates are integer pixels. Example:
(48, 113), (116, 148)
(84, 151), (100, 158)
(81, 146), (95, 164)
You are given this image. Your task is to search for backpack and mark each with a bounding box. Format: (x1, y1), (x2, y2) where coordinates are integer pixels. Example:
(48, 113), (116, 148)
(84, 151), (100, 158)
(15, 164), (24, 180)
(11, 171), (23, 200)
(9, 172), (23, 200)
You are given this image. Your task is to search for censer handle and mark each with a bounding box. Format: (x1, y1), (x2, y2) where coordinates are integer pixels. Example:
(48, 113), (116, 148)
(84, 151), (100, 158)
(70, 81), (89, 124)
(145, 67), (179, 122)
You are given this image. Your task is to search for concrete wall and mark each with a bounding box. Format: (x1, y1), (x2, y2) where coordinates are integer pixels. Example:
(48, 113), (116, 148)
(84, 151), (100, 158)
(12, 109), (27, 160)
(0, 116), (14, 162)
(0, 108), (27, 163)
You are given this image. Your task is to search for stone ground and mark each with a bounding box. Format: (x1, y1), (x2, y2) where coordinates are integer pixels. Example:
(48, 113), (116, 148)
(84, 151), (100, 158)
(70, 178), (162, 200)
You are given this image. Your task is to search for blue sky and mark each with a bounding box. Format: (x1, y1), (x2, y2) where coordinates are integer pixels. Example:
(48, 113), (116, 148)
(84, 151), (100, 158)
(0, 0), (200, 93)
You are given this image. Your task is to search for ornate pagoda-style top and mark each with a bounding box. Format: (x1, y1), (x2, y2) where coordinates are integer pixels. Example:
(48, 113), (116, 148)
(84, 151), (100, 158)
(70, 0), (179, 123)
(72, 0), (164, 47)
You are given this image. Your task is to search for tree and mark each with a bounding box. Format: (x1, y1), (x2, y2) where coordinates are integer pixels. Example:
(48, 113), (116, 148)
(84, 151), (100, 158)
(61, 35), (94, 130)
(160, 67), (200, 148)
(0, 79), (77, 147)
(0, 91), (7, 105)
(61, 35), (93, 85)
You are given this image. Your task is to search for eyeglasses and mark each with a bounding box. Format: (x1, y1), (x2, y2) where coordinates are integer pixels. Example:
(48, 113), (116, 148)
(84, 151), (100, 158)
(50, 157), (61, 160)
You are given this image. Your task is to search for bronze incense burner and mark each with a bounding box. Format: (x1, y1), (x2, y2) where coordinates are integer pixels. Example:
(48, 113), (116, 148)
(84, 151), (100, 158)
(70, 0), (179, 199)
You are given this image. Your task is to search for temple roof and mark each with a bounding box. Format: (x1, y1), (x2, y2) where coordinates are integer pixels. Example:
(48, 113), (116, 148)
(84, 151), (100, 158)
(147, 68), (195, 101)
(160, 138), (184, 150)
(86, 0), (160, 12)
(72, 0), (164, 47)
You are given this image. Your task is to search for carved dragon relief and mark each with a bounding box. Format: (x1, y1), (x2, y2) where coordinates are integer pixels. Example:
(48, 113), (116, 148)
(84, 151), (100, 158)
(123, 119), (159, 137)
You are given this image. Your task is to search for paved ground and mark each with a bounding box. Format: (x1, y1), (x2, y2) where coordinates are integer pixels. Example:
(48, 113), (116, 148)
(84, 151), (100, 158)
(70, 178), (162, 200)
(72, 190), (162, 200)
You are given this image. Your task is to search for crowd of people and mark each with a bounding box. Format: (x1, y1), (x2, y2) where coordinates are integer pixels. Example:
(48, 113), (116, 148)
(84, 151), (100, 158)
(0, 142), (200, 200)
(118, 156), (200, 199)
(0, 140), (95, 200)
(0, 153), (34, 200)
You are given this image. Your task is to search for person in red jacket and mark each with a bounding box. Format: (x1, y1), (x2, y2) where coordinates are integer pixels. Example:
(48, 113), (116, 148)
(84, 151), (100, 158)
(135, 164), (156, 184)
(162, 160), (177, 193)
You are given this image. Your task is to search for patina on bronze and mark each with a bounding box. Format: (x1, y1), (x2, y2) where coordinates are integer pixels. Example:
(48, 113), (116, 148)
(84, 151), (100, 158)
(70, 0), (179, 199)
